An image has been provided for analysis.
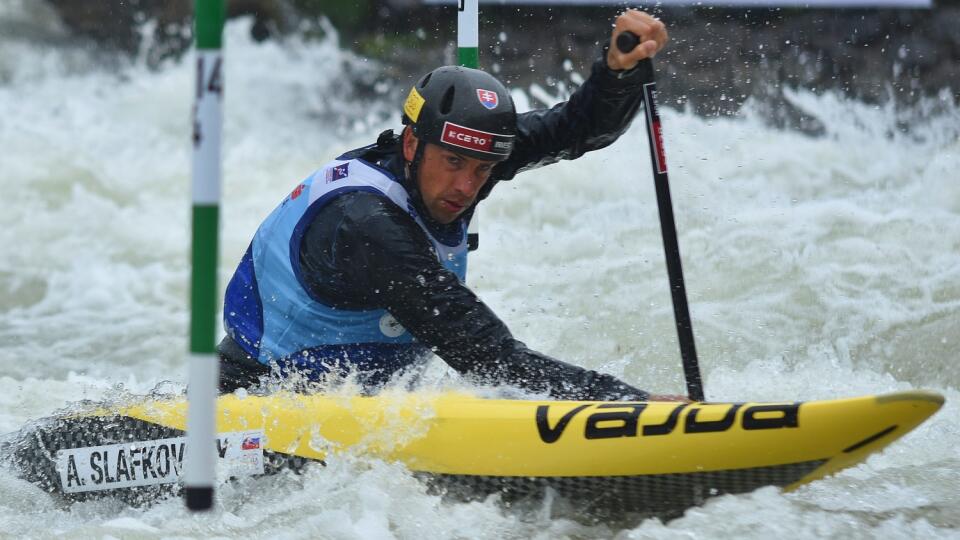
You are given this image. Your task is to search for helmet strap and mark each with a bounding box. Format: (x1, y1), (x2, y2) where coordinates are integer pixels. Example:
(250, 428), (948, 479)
(405, 138), (427, 193)
(402, 138), (433, 222)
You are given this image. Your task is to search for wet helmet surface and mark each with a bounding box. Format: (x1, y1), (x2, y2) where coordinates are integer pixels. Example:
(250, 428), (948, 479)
(402, 66), (517, 162)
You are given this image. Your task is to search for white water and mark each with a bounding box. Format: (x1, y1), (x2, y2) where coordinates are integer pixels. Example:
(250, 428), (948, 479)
(1, 4), (959, 538)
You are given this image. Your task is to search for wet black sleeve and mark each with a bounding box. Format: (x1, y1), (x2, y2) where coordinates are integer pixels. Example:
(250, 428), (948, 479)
(492, 54), (651, 182)
(300, 192), (649, 401)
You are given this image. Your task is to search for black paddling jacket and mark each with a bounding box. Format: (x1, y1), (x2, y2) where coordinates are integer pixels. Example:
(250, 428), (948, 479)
(221, 55), (652, 401)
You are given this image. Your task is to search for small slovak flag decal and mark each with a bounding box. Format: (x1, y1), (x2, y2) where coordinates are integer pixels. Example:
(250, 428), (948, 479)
(241, 436), (261, 450)
(477, 89), (499, 110)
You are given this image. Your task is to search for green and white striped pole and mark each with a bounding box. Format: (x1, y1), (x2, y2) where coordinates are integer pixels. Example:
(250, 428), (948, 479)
(458, 0), (479, 69)
(185, 0), (224, 512)
(458, 0), (480, 250)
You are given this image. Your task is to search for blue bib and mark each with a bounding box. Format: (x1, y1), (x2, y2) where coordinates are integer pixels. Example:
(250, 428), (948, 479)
(223, 157), (468, 379)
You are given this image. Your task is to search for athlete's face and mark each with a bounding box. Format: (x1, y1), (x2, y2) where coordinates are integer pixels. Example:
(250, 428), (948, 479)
(403, 128), (496, 224)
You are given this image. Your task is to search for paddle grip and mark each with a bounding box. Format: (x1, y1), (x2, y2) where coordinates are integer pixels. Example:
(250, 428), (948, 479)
(616, 31), (641, 54)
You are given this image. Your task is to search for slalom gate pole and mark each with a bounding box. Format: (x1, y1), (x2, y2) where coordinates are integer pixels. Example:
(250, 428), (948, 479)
(458, 0), (481, 251)
(185, 0), (225, 511)
(617, 32), (705, 402)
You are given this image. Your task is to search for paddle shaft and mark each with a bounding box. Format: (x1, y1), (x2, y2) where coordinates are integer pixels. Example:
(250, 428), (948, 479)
(617, 31), (705, 402)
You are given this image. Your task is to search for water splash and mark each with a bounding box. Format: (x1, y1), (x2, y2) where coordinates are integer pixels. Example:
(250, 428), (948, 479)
(1, 5), (958, 538)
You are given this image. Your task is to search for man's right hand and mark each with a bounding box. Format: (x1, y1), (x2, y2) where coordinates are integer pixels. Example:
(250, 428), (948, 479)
(606, 9), (669, 72)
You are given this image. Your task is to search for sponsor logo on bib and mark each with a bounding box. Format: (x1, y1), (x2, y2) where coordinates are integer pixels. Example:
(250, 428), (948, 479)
(379, 312), (406, 338)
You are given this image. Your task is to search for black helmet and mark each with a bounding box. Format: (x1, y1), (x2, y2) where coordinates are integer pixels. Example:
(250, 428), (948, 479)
(402, 66), (516, 162)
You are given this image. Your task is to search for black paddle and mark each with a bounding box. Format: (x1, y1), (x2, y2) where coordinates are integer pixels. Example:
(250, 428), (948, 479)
(617, 31), (705, 402)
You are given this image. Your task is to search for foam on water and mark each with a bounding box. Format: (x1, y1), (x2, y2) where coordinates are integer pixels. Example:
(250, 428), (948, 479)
(1, 8), (958, 538)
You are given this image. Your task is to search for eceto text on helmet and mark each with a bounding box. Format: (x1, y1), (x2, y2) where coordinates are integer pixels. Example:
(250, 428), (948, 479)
(440, 121), (514, 157)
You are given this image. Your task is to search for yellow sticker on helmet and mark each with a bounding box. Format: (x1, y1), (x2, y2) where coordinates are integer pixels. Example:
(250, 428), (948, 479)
(403, 87), (426, 123)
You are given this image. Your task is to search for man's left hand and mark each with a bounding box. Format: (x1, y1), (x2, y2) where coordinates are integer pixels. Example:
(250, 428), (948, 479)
(606, 10), (669, 72)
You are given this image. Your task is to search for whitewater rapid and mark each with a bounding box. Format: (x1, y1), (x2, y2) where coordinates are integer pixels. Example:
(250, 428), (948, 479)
(1, 5), (958, 539)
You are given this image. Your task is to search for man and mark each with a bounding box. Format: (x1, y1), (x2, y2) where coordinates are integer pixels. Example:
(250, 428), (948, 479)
(219, 10), (685, 401)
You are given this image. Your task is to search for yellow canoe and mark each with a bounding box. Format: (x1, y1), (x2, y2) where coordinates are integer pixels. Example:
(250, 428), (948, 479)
(7, 390), (943, 515)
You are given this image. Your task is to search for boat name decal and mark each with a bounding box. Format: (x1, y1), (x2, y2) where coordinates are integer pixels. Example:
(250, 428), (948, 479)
(56, 430), (266, 494)
(536, 402), (800, 443)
